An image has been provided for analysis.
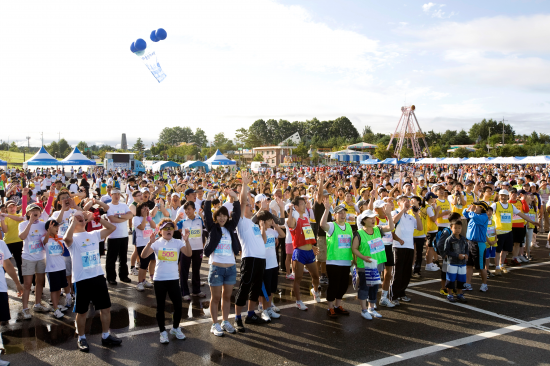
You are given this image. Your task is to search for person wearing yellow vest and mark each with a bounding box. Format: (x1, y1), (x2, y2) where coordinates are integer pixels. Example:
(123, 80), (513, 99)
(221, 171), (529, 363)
(320, 201), (353, 318)
(424, 192), (441, 272)
(490, 189), (539, 275)
(352, 208), (394, 320)
(434, 186), (452, 231)
(450, 184), (467, 236)
(508, 188), (529, 267)
(485, 206), (497, 269)
(343, 192), (358, 231)
(521, 191), (537, 262)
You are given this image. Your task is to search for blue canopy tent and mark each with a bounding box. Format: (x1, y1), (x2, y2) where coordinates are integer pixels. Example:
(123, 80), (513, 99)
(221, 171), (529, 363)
(0, 160), (7, 167)
(61, 147), (96, 166)
(379, 158), (406, 165)
(399, 158), (416, 163)
(206, 150), (236, 167)
(151, 161), (180, 172)
(337, 154), (350, 162)
(360, 158), (380, 165)
(24, 146), (62, 167)
(350, 155), (361, 162)
(181, 160), (210, 172)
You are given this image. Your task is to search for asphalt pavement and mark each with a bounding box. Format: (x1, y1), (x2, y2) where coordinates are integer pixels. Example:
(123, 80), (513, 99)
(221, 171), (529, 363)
(1, 225), (550, 365)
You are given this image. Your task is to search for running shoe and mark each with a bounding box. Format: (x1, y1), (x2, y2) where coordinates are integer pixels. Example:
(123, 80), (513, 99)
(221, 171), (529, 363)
(261, 310), (271, 322)
(33, 304), (49, 312)
(368, 309), (382, 318)
(399, 296), (411, 302)
(136, 282), (145, 292)
(494, 268), (502, 276)
(532, 243), (540, 248)
(296, 301), (308, 311)
(510, 258), (521, 266)
(267, 308), (280, 319)
(56, 305), (68, 312)
(221, 320), (236, 334)
(361, 310), (373, 320)
(447, 295), (457, 303)
(425, 264), (438, 272)
(334, 306), (350, 315)
(143, 281), (153, 288)
(439, 288), (449, 296)
(271, 304), (280, 313)
(286, 273), (295, 280)
(101, 334), (122, 346)
(310, 288), (321, 303)
(130, 267), (139, 276)
(546, 243), (550, 249)
(479, 283), (488, 292)
(211, 323), (224, 337)
(304, 267), (309, 273)
(457, 294), (467, 303)
(411, 273), (421, 278)
(392, 299), (400, 306)
(78, 338), (90, 352)
(501, 266), (509, 274)
(53, 309), (64, 319)
(170, 327), (186, 340)
(327, 308), (337, 318)
(319, 275), (329, 284)
(519, 255), (529, 263)
(160, 331), (169, 344)
(65, 293), (73, 307)
(245, 314), (267, 325)
(379, 297), (396, 307)
(234, 318), (246, 332)
(183, 295), (191, 301)
(463, 283), (473, 291)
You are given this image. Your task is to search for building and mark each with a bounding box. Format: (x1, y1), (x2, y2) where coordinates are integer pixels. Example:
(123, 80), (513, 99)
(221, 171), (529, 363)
(121, 134), (128, 150)
(230, 149), (254, 166)
(252, 146), (296, 167)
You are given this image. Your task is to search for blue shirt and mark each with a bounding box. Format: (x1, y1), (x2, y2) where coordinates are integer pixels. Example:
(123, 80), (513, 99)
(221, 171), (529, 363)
(462, 210), (489, 243)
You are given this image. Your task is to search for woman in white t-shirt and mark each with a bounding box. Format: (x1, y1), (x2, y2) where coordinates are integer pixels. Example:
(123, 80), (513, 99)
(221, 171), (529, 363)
(140, 218), (191, 344)
(133, 202), (157, 291)
(202, 189), (241, 337)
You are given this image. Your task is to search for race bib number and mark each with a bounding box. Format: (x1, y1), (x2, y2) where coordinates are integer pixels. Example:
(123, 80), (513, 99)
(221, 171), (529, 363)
(81, 250), (100, 269)
(337, 234), (351, 249)
(512, 213), (521, 221)
(368, 237), (384, 254)
(501, 212), (512, 224)
(527, 213), (536, 222)
(303, 226), (315, 240)
(442, 215), (449, 220)
(143, 224), (153, 238)
(189, 228), (201, 239)
(266, 236), (276, 249)
(252, 225), (261, 236)
(158, 248), (178, 261)
(59, 222), (69, 236)
(214, 238), (232, 256)
(382, 231), (393, 245)
(487, 226), (496, 238)
(29, 241), (44, 254)
(48, 243), (63, 256)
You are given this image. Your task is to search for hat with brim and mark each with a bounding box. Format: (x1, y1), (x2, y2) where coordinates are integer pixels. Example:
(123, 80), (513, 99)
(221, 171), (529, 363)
(499, 189), (510, 195)
(473, 201), (489, 211)
(358, 210), (377, 224)
(5, 200), (17, 207)
(26, 203), (42, 212)
(373, 200), (386, 209)
(333, 204), (346, 213)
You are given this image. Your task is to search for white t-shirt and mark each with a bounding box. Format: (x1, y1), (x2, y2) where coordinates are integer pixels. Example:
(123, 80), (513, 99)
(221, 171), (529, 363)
(19, 220), (47, 261)
(107, 202), (131, 239)
(0, 240), (13, 293)
(151, 238), (185, 281)
(209, 227), (236, 265)
(69, 230), (104, 282)
(284, 219), (293, 244)
(51, 209), (78, 237)
(391, 210), (417, 250)
(236, 217), (266, 259)
(265, 228), (278, 269)
(179, 217), (204, 251)
(132, 216), (154, 247)
(44, 237), (66, 273)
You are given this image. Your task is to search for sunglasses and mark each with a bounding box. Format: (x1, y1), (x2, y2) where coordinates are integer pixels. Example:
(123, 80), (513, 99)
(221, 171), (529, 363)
(161, 226), (175, 231)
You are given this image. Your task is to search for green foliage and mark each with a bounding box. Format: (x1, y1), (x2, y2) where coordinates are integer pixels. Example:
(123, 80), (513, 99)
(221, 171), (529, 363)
(468, 119), (515, 143)
(400, 146), (414, 158)
(213, 132), (234, 152)
(133, 138), (145, 152)
(252, 153), (264, 162)
(294, 143), (309, 160)
(158, 126), (195, 145)
(429, 145), (445, 158)
(374, 142), (393, 160)
(9, 142), (19, 152)
(452, 147), (471, 158)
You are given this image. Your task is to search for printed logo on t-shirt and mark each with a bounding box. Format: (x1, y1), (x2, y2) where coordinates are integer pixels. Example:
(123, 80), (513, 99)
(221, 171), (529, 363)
(265, 236), (276, 249)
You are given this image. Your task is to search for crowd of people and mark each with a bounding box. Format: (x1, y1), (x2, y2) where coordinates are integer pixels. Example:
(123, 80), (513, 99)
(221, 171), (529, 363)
(1, 162), (550, 359)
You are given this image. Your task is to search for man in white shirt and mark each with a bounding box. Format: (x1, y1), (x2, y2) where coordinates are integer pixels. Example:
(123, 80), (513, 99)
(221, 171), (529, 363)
(390, 196), (423, 304)
(106, 189), (133, 285)
(178, 201), (206, 300)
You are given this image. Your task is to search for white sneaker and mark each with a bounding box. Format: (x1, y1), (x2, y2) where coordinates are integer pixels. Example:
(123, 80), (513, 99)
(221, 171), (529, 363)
(361, 311), (373, 320)
(65, 294), (73, 307)
(33, 304), (49, 312)
(479, 283), (489, 292)
(546, 243), (550, 249)
(267, 308), (281, 319)
(131, 267), (139, 276)
(261, 310), (272, 322)
(519, 256), (529, 263)
(296, 301), (308, 311)
(304, 267), (309, 273)
(286, 273), (295, 280)
(210, 323), (224, 337)
(57, 305), (68, 312)
(221, 320), (236, 334)
(170, 327), (186, 340)
(22, 308), (32, 319)
(425, 264), (437, 272)
(160, 331), (169, 344)
(271, 304), (280, 313)
(136, 282), (145, 292)
(53, 309), (64, 319)
(368, 309), (383, 318)
(143, 280), (153, 288)
(379, 297), (395, 308)
(310, 288), (321, 303)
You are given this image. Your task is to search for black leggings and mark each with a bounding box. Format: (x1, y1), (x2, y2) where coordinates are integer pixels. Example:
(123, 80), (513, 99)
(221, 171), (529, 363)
(8, 242), (24, 284)
(153, 280), (182, 332)
(326, 264), (350, 302)
(413, 237), (425, 274)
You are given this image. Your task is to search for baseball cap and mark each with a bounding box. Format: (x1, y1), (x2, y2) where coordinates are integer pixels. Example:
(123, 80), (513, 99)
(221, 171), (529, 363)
(357, 210), (377, 224)
(333, 204), (346, 213)
(254, 194), (267, 203)
(26, 203), (42, 212)
(473, 201), (489, 211)
(373, 200), (386, 209)
(499, 189), (510, 195)
(425, 192), (438, 200)
(465, 180), (474, 185)
(184, 188), (195, 196)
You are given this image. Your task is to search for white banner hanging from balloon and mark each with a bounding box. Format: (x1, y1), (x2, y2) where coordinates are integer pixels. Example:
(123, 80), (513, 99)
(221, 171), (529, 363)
(139, 50), (166, 83)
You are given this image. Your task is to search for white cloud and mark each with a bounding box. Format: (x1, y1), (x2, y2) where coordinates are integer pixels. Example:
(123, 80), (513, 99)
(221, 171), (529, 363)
(422, 3), (436, 12)
(422, 3), (455, 19)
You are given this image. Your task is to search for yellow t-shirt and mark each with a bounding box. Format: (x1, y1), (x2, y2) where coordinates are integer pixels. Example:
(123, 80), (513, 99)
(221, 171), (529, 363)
(4, 215), (22, 244)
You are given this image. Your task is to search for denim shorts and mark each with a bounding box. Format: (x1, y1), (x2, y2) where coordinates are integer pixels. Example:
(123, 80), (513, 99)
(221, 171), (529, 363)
(208, 264), (237, 287)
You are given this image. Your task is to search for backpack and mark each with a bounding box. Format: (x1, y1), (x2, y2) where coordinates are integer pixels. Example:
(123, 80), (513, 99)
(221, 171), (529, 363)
(435, 227), (452, 254)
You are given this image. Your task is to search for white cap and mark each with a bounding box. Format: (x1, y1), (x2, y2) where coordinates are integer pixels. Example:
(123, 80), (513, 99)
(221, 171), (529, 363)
(254, 193), (266, 203)
(373, 200), (386, 209)
(357, 210), (377, 225)
(499, 189), (510, 195)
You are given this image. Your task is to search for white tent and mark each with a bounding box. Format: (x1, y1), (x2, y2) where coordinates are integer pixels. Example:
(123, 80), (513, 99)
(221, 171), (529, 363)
(61, 147), (96, 166)
(415, 158), (444, 164)
(516, 156), (550, 164)
(489, 157), (525, 164)
(461, 157), (490, 164)
(439, 158), (465, 164)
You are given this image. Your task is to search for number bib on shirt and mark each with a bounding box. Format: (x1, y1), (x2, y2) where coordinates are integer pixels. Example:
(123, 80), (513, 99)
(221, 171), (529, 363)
(368, 237), (384, 254)
(81, 250), (100, 269)
(337, 234), (351, 249)
(214, 238), (232, 256)
(29, 241), (44, 254)
(189, 228), (201, 239)
(143, 224), (153, 238)
(48, 243), (63, 256)
(252, 225), (261, 236)
(512, 213), (521, 221)
(501, 212), (512, 224)
(487, 226), (496, 238)
(382, 231), (393, 245)
(158, 248), (178, 261)
(266, 236), (276, 249)
(60, 222), (69, 236)
(527, 213), (536, 222)
(303, 226), (315, 241)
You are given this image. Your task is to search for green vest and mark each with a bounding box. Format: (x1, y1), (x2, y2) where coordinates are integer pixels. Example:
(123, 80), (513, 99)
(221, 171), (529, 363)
(326, 222), (353, 261)
(356, 227), (387, 268)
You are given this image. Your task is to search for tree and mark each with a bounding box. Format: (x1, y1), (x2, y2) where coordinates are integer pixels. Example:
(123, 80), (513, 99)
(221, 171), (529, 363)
(330, 117), (359, 141)
(468, 118), (515, 143)
(9, 142), (18, 152)
(158, 126), (194, 145)
(234, 128), (250, 148)
(76, 141), (88, 151)
(399, 146), (414, 158)
(252, 153), (264, 162)
(192, 128), (208, 148)
(133, 138), (145, 152)
(452, 147), (471, 158)
(294, 143), (309, 161)
(374, 143), (394, 160)
(249, 119), (269, 145)
(429, 145), (445, 158)
(265, 119), (281, 144)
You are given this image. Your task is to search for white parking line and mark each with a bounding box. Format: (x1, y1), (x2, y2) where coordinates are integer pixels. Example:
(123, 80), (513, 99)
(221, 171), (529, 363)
(357, 316), (550, 366)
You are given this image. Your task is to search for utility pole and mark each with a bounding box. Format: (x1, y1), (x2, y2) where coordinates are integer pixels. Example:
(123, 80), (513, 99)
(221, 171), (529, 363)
(502, 117), (508, 145)
(41, 132), (43, 147)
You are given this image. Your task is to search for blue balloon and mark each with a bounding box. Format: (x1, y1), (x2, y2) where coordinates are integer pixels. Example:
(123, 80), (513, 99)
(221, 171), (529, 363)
(156, 28), (167, 40)
(130, 42), (137, 53)
(134, 38), (147, 51)
(150, 30), (159, 42)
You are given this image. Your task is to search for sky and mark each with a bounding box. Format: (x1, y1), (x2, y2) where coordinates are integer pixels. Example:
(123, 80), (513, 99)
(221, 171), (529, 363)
(1, 0), (550, 149)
